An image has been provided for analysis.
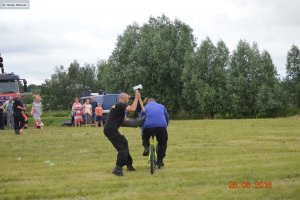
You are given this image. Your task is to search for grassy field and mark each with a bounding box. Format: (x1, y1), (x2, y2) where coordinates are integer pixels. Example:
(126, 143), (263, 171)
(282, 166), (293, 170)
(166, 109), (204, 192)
(0, 118), (299, 200)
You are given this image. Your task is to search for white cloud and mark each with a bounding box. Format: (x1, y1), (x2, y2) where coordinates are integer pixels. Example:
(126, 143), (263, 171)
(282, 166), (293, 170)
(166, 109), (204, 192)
(0, 0), (299, 84)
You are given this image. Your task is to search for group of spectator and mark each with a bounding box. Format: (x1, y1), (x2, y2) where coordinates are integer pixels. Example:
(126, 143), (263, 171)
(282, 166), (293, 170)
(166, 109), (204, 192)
(72, 96), (103, 127)
(0, 96), (13, 130)
(0, 93), (44, 134)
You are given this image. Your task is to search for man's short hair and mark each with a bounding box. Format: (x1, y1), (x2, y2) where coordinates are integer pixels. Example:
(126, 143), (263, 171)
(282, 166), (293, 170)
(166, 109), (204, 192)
(119, 93), (129, 100)
(147, 98), (156, 103)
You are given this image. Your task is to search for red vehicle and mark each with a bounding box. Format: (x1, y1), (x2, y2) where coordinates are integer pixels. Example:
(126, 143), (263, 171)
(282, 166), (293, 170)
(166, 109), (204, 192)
(0, 73), (28, 104)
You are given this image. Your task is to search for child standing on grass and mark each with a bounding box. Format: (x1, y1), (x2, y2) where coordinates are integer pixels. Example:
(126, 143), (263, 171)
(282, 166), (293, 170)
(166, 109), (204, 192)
(31, 95), (42, 121)
(72, 97), (83, 127)
(34, 117), (44, 129)
(95, 102), (103, 127)
(83, 99), (92, 127)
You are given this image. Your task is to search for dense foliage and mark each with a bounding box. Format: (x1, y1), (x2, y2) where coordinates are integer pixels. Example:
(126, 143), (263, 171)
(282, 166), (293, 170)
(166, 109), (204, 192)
(41, 61), (98, 109)
(39, 15), (300, 118)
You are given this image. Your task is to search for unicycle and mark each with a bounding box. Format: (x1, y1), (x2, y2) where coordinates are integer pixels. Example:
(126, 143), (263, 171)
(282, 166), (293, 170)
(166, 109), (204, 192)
(149, 134), (158, 175)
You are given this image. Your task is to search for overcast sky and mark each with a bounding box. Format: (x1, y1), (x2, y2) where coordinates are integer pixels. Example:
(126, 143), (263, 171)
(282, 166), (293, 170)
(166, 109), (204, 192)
(0, 0), (299, 84)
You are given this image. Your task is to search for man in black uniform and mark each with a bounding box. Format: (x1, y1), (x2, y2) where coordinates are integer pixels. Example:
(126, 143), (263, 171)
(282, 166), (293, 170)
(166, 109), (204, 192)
(13, 93), (25, 134)
(104, 91), (140, 176)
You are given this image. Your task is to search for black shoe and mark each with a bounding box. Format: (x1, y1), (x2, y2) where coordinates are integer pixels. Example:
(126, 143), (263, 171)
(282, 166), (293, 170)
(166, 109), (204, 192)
(127, 166), (136, 171)
(112, 166), (123, 176)
(157, 160), (164, 168)
(15, 130), (19, 135)
(143, 148), (149, 156)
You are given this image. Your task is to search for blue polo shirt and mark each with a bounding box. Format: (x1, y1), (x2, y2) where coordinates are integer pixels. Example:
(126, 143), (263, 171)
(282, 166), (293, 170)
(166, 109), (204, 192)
(91, 101), (98, 113)
(142, 102), (169, 130)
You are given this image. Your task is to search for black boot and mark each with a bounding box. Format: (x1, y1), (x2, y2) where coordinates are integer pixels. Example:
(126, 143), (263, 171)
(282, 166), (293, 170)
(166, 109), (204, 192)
(112, 166), (123, 176)
(142, 147), (149, 156)
(157, 160), (164, 168)
(127, 165), (136, 171)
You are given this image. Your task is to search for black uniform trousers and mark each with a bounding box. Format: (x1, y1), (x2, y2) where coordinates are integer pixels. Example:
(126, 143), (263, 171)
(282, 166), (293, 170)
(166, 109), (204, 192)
(104, 127), (133, 168)
(14, 113), (25, 132)
(0, 112), (4, 130)
(143, 127), (168, 162)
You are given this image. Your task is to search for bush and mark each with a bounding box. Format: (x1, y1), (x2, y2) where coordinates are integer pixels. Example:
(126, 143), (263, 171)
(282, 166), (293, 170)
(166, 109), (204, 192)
(42, 110), (70, 118)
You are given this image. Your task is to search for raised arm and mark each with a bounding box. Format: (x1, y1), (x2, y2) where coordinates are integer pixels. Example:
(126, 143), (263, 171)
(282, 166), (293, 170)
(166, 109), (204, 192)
(126, 91), (140, 112)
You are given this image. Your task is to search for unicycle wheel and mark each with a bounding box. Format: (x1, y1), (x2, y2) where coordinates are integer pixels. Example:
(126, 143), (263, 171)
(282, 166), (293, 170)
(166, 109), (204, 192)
(150, 145), (155, 175)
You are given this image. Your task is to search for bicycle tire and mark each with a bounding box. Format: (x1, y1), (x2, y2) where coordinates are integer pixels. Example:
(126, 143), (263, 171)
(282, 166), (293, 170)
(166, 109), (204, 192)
(150, 145), (155, 175)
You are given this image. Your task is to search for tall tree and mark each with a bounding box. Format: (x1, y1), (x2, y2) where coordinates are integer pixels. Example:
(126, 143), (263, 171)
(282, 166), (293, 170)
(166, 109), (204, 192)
(210, 40), (230, 116)
(286, 45), (300, 108)
(108, 15), (196, 113)
(227, 41), (261, 118)
(255, 51), (283, 117)
(182, 38), (229, 118)
(182, 38), (215, 115)
(107, 23), (141, 92)
(41, 60), (98, 110)
(41, 66), (70, 110)
(228, 41), (284, 118)
(96, 60), (111, 92)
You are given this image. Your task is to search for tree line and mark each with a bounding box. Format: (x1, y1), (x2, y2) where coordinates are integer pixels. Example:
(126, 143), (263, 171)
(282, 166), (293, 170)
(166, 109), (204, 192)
(38, 15), (300, 118)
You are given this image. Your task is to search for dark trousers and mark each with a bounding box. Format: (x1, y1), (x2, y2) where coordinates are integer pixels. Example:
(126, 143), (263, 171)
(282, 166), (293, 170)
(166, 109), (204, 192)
(143, 127), (168, 162)
(104, 127), (133, 168)
(0, 113), (4, 130)
(92, 113), (95, 124)
(14, 114), (25, 132)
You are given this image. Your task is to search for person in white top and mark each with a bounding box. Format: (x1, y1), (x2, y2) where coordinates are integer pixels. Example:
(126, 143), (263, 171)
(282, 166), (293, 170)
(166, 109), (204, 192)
(31, 95), (42, 121)
(83, 99), (92, 127)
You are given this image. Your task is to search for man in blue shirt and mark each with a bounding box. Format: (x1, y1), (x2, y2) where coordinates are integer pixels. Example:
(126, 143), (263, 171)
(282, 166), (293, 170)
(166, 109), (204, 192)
(141, 98), (169, 168)
(90, 96), (98, 125)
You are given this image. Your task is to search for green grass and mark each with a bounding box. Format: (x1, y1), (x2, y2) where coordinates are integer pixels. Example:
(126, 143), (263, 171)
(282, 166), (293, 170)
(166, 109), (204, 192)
(28, 117), (69, 127)
(0, 118), (300, 199)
